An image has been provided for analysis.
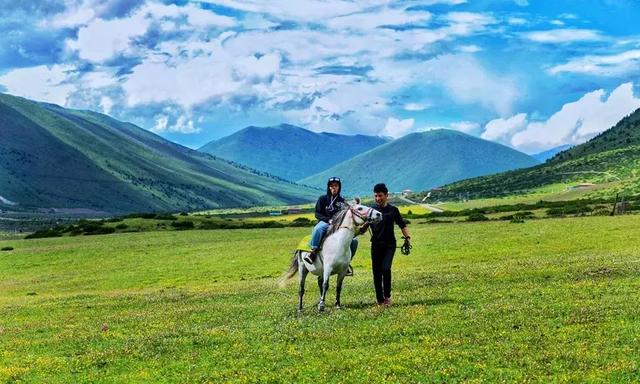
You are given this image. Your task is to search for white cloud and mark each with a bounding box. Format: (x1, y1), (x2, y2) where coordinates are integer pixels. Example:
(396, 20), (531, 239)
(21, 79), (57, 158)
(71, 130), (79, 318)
(404, 103), (430, 111)
(548, 49), (640, 76)
(522, 28), (604, 43)
(182, 5), (236, 27)
(151, 113), (200, 134)
(514, 0), (529, 6)
(46, 6), (96, 28)
(99, 96), (113, 114)
(457, 44), (482, 53)
(82, 71), (117, 88)
(507, 17), (527, 25)
(380, 117), (415, 137)
(422, 54), (519, 116)
(0, 65), (75, 105)
(67, 13), (150, 62)
(327, 8), (432, 31)
(200, 0), (365, 22)
(123, 55), (241, 108)
(481, 113), (527, 143)
(510, 82), (640, 153)
(66, 2), (236, 62)
(233, 53), (281, 83)
(450, 121), (480, 134)
(443, 12), (496, 36)
(152, 115), (169, 133)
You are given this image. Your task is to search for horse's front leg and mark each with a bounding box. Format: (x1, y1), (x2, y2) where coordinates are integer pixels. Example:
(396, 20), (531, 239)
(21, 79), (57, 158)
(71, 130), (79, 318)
(318, 270), (330, 312)
(298, 261), (309, 312)
(335, 273), (346, 309)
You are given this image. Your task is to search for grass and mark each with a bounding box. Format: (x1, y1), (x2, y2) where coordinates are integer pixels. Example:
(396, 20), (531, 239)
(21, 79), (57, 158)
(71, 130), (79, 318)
(1, 215), (640, 382)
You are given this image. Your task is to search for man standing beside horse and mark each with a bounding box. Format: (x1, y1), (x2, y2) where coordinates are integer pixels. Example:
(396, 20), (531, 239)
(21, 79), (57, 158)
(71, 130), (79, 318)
(361, 183), (411, 306)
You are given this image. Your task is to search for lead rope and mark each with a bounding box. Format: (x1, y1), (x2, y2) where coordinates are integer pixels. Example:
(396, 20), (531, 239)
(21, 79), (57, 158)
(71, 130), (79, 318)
(399, 237), (412, 255)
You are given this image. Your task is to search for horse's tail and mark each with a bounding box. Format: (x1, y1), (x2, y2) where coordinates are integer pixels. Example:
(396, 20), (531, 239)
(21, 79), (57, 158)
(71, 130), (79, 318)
(277, 250), (300, 288)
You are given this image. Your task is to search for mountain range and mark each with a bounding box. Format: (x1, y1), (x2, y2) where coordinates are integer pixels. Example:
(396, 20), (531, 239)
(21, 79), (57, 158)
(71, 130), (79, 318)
(0, 93), (316, 213)
(300, 129), (540, 195)
(199, 124), (389, 181)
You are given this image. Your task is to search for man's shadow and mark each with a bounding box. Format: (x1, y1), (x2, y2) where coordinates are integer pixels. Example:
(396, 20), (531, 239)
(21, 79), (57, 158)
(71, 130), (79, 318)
(343, 297), (456, 309)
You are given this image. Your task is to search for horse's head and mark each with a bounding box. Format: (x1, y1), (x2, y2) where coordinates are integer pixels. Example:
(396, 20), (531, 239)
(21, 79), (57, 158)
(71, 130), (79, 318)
(348, 202), (382, 226)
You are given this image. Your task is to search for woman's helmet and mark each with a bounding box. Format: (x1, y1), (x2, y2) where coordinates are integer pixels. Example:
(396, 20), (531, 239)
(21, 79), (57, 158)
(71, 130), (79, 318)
(326, 176), (341, 195)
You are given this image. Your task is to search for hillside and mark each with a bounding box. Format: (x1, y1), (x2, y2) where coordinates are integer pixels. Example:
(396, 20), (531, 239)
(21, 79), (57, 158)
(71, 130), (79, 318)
(426, 108), (640, 199)
(0, 94), (316, 213)
(300, 129), (540, 195)
(198, 124), (388, 181)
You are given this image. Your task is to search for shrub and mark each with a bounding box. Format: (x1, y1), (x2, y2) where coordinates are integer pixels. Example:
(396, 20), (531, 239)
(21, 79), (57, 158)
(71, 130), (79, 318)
(290, 217), (313, 227)
(25, 229), (63, 239)
(466, 213), (489, 222)
(424, 219), (452, 224)
(83, 227), (115, 236)
(199, 221), (221, 230)
(1, 246), (13, 251)
(115, 223), (128, 230)
(171, 221), (194, 230)
(155, 214), (177, 220)
(126, 213), (157, 219)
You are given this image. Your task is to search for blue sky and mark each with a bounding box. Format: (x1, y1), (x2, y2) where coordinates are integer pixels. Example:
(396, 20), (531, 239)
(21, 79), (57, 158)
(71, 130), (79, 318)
(1, 0), (640, 153)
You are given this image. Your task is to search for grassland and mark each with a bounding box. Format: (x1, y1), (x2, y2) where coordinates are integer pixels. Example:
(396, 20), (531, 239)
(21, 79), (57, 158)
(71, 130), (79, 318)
(1, 215), (640, 382)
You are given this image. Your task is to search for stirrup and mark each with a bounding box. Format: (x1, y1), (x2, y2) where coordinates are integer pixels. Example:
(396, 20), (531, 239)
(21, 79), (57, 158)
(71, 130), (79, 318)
(303, 250), (317, 264)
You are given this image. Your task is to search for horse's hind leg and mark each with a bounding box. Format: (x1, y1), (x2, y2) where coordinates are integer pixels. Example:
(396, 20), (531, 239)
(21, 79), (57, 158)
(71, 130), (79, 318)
(335, 274), (346, 309)
(298, 258), (308, 312)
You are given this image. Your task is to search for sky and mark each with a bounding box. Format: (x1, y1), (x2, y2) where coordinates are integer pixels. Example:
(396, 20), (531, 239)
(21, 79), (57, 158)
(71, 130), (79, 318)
(1, 0), (640, 153)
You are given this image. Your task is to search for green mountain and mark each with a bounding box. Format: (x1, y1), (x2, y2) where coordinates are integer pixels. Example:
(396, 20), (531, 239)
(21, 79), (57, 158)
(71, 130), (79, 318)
(198, 124), (388, 181)
(300, 129), (540, 195)
(428, 108), (640, 199)
(0, 93), (316, 213)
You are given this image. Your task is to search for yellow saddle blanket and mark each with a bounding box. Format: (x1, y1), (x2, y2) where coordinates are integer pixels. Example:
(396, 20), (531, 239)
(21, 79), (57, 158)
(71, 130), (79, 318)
(296, 235), (313, 253)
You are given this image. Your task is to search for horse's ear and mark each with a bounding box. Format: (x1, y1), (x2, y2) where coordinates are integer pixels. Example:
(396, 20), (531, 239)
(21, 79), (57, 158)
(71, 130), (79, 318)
(354, 196), (361, 204)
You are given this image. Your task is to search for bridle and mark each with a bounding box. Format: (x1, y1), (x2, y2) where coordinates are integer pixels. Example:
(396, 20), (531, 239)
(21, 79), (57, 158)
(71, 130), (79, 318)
(335, 205), (376, 230)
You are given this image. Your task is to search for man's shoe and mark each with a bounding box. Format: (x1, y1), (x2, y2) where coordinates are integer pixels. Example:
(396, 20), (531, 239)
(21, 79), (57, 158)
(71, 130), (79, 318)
(345, 265), (354, 277)
(383, 297), (392, 306)
(303, 249), (317, 264)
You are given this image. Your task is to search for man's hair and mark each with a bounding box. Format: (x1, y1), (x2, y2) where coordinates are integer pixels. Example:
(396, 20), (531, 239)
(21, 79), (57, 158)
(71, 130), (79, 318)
(373, 183), (388, 194)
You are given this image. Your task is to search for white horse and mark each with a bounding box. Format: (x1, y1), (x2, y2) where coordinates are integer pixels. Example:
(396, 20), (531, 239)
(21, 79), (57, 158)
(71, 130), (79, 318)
(282, 202), (382, 311)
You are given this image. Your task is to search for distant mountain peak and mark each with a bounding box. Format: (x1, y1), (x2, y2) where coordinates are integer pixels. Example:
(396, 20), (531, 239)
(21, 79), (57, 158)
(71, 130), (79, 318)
(301, 128), (539, 194)
(199, 124), (388, 182)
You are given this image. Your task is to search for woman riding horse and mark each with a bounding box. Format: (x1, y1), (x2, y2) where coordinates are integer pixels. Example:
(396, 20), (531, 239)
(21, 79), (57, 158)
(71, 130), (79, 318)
(304, 176), (357, 267)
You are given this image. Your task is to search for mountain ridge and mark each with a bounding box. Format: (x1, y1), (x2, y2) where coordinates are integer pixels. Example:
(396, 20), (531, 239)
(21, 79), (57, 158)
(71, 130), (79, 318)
(199, 124), (389, 181)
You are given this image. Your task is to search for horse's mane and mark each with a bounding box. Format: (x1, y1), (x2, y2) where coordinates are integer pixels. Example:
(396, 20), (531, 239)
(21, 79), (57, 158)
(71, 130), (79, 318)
(325, 207), (350, 237)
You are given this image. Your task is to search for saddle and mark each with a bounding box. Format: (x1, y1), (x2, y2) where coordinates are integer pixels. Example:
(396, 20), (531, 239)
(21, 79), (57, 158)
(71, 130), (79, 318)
(296, 234), (326, 253)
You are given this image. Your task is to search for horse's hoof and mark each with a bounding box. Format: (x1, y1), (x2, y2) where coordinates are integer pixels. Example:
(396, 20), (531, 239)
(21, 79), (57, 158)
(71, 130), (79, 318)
(318, 303), (325, 312)
(335, 304), (342, 310)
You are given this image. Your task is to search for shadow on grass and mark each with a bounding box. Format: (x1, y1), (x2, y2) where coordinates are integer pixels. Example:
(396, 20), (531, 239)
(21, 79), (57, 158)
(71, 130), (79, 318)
(341, 296), (456, 310)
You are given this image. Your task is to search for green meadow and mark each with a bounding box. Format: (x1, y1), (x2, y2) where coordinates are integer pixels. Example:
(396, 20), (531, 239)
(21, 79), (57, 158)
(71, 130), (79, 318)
(1, 215), (639, 383)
